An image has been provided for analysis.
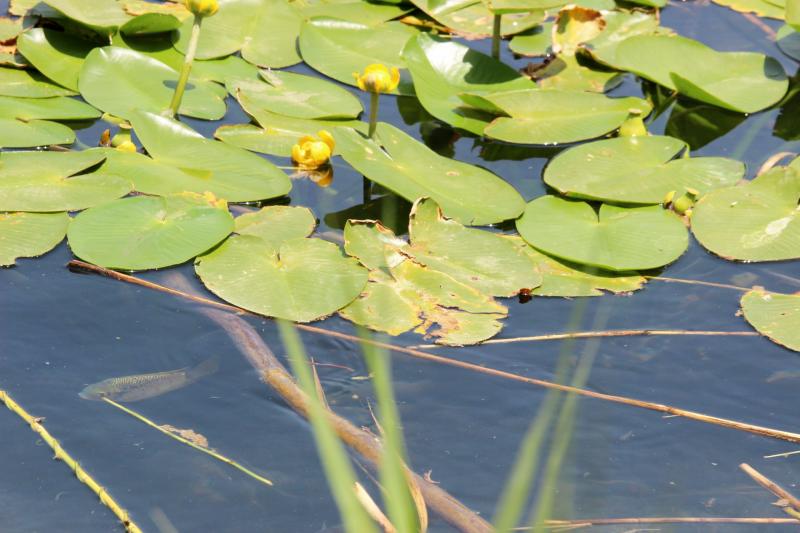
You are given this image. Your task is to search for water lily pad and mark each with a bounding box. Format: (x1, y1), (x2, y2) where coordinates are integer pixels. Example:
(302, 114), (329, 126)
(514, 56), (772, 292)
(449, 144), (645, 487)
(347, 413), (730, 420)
(592, 34), (788, 113)
(409, 0), (543, 37)
(195, 233), (368, 323)
(0, 16), (24, 42)
(465, 89), (651, 144)
(299, 18), (417, 95)
(79, 46), (226, 120)
(0, 95), (100, 148)
(228, 70), (362, 120)
(0, 66), (76, 97)
(516, 196), (689, 271)
(17, 28), (93, 91)
(777, 24), (800, 61)
(110, 111), (291, 202)
(334, 122), (525, 225)
(297, 1), (411, 25)
(0, 119), (75, 148)
(711, 0), (785, 19)
(402, 33), (534, 134)
(0, 211), (69, 266)
(215, 118), (366, 157)
(691, 166), (800, 261)
(0, 150), (131, 212)
(543, 135), (745, 204)
(234, 205), (316, 248)
(68, 192), (234, 270)
(173, 0), (302, 68)
(43, 0), (130, 34)
(741, 289), (800, 352)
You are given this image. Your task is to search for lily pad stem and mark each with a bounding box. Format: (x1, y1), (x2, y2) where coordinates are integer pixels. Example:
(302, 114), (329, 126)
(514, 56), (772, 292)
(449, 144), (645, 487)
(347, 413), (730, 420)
(168, 14), (204, 118)
(491, 14), (501, 59)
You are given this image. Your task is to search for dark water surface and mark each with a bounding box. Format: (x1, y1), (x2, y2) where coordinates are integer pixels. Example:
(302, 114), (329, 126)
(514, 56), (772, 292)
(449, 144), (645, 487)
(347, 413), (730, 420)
(2, 1), (800, 531)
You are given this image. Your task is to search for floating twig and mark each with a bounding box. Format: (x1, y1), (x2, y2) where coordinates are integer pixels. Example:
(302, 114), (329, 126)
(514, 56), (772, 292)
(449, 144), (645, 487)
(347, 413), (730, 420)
(646, 276), (751, 292)
(66, 260), (800, 445)
(102, 397), (273, 487)
(529, 516), (800, 528)
(764, 450), (800, 459)
(740, 463), (800, 519)
(0, 390), (143, 533)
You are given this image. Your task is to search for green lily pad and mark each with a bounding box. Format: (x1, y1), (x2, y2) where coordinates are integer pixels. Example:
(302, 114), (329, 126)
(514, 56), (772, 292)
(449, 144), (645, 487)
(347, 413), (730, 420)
(741, 289), (800, 352)
(402, 33), (534, 134)
(234, 205), (317, 248)
(195, 233), (368, 323)
(68, 192), (234, 270)
(173, 0), (302, 68)
(691, 166), (800, 262)
(299, 18), (418, 95)
(0, 16), (24, 42)
(543, 135), (745, 204)
(592, 34), (788, 113)
(0, 150), (131, 212)
(215, 119), (366, 158)
(777, 24), (800, 61)
(711, 0), (785, 19)
(0, 66), (76, 97)
(509, 237), (646, 296)
(0, 211), (69, 266)
(79, 46), (226, 120)
(17, 28), (93, 91)
(516, 196), (689, 271)
(334, 122), (525, 225)
(0, 120), (75, 148)
(109, 111), (291, 202)
(0, 95), (100, 148)
(43, 0), (130, 34)
(408, 0), (543, 37)
(509, 23), (553, 56)
(228, 70), (362, 120)
(465, 89), (651, 144)
(297, 1), (411, 25)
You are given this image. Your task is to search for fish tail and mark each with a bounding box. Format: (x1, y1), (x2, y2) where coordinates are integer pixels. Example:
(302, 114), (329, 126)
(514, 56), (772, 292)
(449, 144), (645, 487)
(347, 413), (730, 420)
(187, 356), (219, 381)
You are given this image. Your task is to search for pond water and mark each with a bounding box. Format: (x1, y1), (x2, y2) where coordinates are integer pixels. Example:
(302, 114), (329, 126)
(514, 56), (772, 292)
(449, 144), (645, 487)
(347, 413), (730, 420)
(2, 1), (800, 532)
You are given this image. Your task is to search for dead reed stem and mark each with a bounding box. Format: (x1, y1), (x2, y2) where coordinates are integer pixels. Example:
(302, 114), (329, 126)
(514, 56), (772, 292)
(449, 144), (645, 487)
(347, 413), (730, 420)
(740, 463), (800, 518)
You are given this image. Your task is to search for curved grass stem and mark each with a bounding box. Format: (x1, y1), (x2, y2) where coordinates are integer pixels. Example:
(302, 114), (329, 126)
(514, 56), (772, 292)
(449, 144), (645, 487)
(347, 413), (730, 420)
(167, 15), (203, 118)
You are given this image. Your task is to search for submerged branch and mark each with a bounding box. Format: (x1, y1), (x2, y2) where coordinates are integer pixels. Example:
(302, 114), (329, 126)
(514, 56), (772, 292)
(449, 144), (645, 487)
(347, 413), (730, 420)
(0, 390), (143, 533)
(67, 260), (800, 445)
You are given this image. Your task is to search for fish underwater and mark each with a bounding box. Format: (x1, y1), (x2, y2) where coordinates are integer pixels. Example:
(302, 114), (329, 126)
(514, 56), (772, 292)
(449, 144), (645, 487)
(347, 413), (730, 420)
(79, 357), (219, 402)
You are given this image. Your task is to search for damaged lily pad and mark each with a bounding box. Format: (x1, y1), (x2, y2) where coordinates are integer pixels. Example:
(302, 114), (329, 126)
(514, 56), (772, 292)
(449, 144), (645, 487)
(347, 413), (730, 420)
(68, 192), (234, 270)
(543, 135), (745, 204)
(334, 122), (526, 225)
(0, 211), (69, 266)
(516, 196), (688, 271)
(691, 166), (800, 261)
(195, 208), (368, 322)
(741, 289), (800, 352)
(0, 150), (131, 212)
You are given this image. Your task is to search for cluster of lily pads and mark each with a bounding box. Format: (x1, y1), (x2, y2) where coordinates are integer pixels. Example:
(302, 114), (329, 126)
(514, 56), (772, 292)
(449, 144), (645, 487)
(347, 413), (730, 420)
(0, 0), (798, 349)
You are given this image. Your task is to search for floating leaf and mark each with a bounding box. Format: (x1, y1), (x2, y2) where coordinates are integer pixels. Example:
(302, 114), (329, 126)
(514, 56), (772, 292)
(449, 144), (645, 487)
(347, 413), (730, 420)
(509, 23), (553, 56)
(297, 1), (411, 25)
(234, 205), (316, 248)
(299, 18), (417, 95)
(0, 211), (69, 266)
(741, 289), (800, 352)
(334, 122), (525, 225)
(777, 24), (800, 62)
(106, 111), (291, 202)
(402, 33), (534, 134)
(79, 46), (226, 120)
(195, 234), (368, 323)
(215, 120), (365, 157)
(710, 0), (785, 19)
(0, 16), (24, 42)
(17, 28), (93, 91)
(43, 0), (130, 34)
(228, 70), (362, 120)
(0, 95), (100, 148)
(68, 192), (234, 270)
(543, 135), (745, 204)
(691, 166), (800, 261)
(408, 0), (543, 37)
(173, 0), (302, 68)
(465, 89), (651, 144)
(0, 66), (76, 97)
(0, 150), (131, 212)
(592, 34), (788, 113)
(516, 196), (688, 271)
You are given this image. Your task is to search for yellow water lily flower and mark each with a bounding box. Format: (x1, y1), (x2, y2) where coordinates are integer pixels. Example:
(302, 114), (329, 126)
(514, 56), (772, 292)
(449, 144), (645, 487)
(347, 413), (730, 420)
(353, 64), (400, 94)
(185, 0), (218, 17)
(292, 130), (335, 170)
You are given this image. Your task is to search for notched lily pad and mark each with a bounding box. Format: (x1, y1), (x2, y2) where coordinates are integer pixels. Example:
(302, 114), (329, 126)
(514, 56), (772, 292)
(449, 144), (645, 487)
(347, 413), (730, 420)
(234, 205), (317, 248)
(741, 289), (800, 352)
(0, 211), (69, 266)
(691, 166), (800, 262)
(543, 135), (745, 204)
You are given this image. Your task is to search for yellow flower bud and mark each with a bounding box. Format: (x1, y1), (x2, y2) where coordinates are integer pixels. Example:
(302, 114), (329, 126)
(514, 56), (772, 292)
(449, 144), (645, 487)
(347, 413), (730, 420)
(115, 140), (137, 152)
(291, 130), (335, 170)
(352, 64), (400, 94)
(185, 0), (218, 17)
(618, 115), (647, 137)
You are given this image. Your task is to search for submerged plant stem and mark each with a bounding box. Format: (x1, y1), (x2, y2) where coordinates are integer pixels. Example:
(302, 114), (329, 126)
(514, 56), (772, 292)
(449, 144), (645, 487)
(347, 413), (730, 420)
(67, 260), (800, 446)
(102, 398), (273, 487)
(491, 14), (502, 59)
(168, 15), (203, 118)
(0, 390), (143, 533)
(368, 92), (380, 139)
